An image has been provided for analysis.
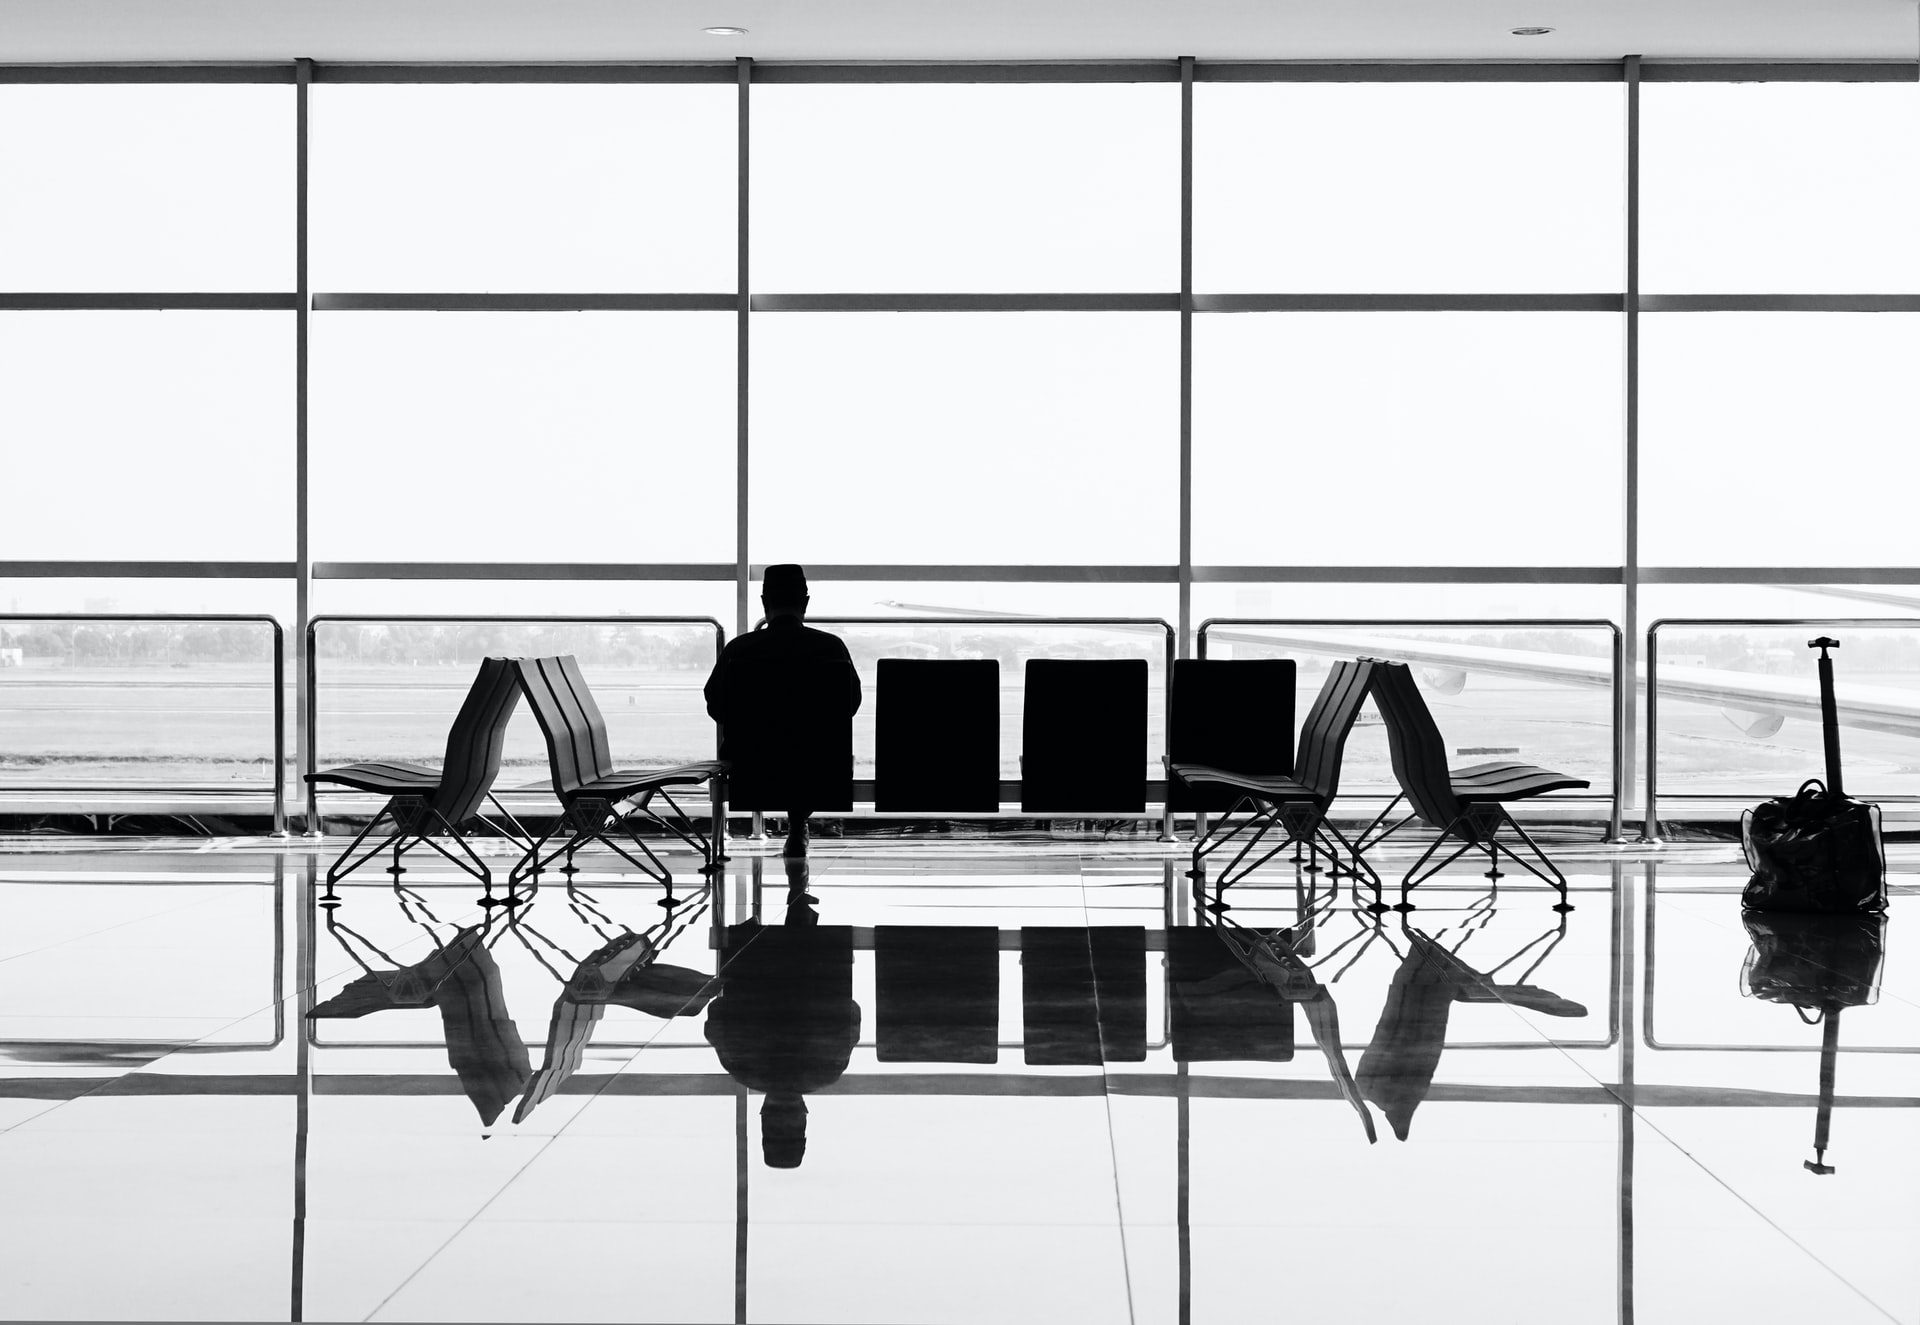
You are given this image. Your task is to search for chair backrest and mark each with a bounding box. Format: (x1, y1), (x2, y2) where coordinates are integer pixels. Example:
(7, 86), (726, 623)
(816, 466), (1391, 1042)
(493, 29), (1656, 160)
(514, 656), (598, 798)
(553, 655), (618, 782)
(1292, 657), (1377, 804)
(1367, 660), (1462, 827)
(432, 656), (523, 823)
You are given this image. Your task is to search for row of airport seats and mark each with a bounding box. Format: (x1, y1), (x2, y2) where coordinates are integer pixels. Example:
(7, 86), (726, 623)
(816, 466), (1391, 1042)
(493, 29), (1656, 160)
(307, 651), (1588, 912)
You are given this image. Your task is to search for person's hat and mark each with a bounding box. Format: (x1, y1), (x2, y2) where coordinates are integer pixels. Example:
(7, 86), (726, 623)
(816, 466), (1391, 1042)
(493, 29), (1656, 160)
(761, 564), (808, 602)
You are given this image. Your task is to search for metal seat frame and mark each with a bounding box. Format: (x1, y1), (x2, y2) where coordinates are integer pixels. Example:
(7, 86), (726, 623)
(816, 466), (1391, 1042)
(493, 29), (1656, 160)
(508, 655), (725, 904)
(1176, 658), (1382, 910)
(1358, 659), (1588, 913)
(306, 656), (531, 902)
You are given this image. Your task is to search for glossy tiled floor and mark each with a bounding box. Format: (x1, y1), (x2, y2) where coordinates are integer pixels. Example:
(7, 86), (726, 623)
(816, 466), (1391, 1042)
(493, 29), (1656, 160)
(0, 833), (1914, 1323)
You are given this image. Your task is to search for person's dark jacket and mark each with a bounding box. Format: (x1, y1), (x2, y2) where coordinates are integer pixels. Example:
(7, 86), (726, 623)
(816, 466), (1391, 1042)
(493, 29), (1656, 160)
(704, 619), (862, 808)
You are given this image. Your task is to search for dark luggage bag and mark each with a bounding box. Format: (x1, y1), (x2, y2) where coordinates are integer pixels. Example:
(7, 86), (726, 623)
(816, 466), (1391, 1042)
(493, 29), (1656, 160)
(1742, 637), (1886, 914)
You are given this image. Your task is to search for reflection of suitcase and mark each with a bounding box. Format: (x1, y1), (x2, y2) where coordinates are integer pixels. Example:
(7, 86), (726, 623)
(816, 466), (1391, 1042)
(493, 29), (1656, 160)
(1742, 637), (1885, 914)
(1741, 912), (1886, 1175)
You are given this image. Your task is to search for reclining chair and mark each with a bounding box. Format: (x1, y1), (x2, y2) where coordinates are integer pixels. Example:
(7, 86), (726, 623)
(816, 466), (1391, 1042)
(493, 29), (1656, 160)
(1363, 659), (1589, 912)
(305, 655), (527, 901)
(509, 655), (726, 903)
(1173, 657), (1381, 910)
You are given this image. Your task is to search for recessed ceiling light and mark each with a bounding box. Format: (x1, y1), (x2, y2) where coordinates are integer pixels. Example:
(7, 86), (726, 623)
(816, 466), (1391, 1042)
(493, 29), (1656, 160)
(703, 25), (748, 36)
(1510, 25), (1555, 36)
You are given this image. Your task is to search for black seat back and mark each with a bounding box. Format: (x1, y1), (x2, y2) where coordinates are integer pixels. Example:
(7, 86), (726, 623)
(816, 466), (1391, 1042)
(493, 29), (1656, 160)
(515, 656), (597, 799)
(721, 646), (856, 812)
(1368, 660), (1463, 827)
(554, 655), (618, 782)
(1168, 658), (1296, 811)
(874, 659), (1000, 812)
(432, 656), (524, 823)
(1293, 658), (1376, 805)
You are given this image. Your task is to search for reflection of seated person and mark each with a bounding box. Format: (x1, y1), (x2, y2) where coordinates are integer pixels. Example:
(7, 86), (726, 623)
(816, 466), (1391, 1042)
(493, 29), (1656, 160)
(705, 864), (860, 1167)
(703, 563), (862, 856)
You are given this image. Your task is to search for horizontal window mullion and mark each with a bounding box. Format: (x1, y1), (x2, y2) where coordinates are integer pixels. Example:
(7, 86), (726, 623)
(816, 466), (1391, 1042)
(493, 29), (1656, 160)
(312, 293), (736, 312)
(1192, 567), (1624, 584)
(1639, 295), (1920, 313)
(310, 62), (736, 84)
(751, 294), (1178, 312)
(312, 563), (737, 581)
(750, 62), (1178, 84)
(1197, 61), (1623, 83)
(0, 561), (296, 578)
(0, 293), (295, 310)
(761, 565), (1179, 583)
(1194, 293), (1621, 312)
(1639, 61), (1916, 82)
(0, 63), (295, 83)
(1641, 568), (1920, 585)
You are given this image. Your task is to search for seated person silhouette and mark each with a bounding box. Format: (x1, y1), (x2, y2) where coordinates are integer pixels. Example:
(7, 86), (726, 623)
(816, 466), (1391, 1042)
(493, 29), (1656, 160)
(704, 563), (862, 856)
(705, 861), (860, 1168)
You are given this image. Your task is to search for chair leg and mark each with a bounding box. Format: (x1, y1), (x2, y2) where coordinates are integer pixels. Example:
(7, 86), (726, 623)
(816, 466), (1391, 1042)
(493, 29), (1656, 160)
(1396, 817), (1480, 912)
(1490, 809), (1575, 912)
(324, 802), (409, 890)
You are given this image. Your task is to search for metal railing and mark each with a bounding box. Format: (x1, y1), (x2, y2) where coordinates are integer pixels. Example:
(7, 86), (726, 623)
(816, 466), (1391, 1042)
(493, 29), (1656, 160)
(798, 614), (1180, 835)
(303, 615), (727, 831)
(1197, 617), (1626, 839)
(1644, 616), (1920, 841)
(0, 613), (287, 833)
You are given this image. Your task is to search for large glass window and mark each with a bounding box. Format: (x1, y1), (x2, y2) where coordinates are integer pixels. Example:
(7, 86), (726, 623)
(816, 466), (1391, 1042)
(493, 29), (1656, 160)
(751, 84), (1179, 292)
(1642, 83), (1920, 293)
(1192, 312), (1621, 565)
(311, 85), (737, 292)
(750, 313), (1178, 564)
(1640, 314), (1920, 565)
(1194, 83), (1623, 293)
(0, 85), (292, 291)
(0, 312), (293, 559)
(310, 312), (735, 561)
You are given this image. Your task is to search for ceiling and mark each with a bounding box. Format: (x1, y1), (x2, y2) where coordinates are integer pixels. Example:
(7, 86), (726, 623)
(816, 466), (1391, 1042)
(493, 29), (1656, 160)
(1, 0), (1915, 64)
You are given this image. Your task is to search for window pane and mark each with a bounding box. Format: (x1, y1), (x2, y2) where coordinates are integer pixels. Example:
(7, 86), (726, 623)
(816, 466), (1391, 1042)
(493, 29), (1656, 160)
(0, 312), (292, 559)
(750, 313), (1177, 564)
(311, 313), (735, 561)
(752, 85), (1179, 292)
(1192, 313), (1621, 564)
(0, 618), (282, 790)
(312, 86), (736, 291)
(1195, 84), (1622, 293)
(0, 86), (291, 291)
(1640, 314), (1918, 565)
(1642, 84), (1920, 293)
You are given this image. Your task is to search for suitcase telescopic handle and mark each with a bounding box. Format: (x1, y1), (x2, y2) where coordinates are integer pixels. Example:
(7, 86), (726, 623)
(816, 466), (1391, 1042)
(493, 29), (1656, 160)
(1808, 637), (1844, 797)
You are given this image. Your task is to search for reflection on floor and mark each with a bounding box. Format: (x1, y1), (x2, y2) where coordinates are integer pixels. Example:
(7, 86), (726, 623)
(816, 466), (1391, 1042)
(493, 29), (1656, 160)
(0, 836), (1913, 1323)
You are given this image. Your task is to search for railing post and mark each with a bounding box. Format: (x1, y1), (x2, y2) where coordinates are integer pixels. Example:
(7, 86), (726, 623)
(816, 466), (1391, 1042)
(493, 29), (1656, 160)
(272, 623), (288, 837)
(1641, 625), (1661, 843)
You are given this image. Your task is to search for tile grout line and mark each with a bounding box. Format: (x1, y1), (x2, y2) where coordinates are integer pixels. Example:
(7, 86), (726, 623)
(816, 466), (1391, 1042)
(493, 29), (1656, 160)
(1080, 857), (1141, 1325)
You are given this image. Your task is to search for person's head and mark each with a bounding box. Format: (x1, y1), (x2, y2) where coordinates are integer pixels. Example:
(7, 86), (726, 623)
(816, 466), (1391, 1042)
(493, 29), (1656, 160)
(761, 1092), (809, 1168)
(761, 564), (809, 622)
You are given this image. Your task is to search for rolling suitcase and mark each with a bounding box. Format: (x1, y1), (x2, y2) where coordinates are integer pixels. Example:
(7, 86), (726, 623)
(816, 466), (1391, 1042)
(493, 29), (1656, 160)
(1741, 637), (1886, 914)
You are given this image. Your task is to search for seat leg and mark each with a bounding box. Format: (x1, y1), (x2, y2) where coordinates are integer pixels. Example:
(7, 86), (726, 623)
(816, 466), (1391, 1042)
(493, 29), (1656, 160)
(1491, 809), (1575, 912)
(1397, 818), (1480, 912)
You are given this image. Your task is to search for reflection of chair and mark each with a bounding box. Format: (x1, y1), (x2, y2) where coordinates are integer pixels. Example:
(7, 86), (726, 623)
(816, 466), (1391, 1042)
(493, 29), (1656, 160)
(509, 656), (726, 900)
(510, 888), (719, 1123)
(1175, 658), (1379, 909)
(306, 656), (527, 897)
(1356, 921), (1583, 1141)
(1209, 907), (1376, 1142)
(1363, 660), (1589, 912)
(311, 905), (531, 1126)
